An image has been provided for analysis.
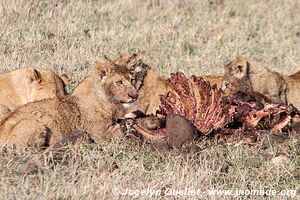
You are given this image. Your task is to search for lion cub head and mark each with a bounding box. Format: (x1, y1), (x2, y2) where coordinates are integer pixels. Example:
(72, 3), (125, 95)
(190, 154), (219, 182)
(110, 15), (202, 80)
(93, 58), (138, 105)
(222, 55), (252, 95)
(25, 68), (69, 102)
(114, 50), (150, 91)
(0, 68), (69, 115)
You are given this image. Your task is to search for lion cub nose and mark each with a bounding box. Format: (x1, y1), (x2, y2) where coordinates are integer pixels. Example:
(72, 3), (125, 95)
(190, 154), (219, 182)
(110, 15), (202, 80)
(128, 93), (138, 100)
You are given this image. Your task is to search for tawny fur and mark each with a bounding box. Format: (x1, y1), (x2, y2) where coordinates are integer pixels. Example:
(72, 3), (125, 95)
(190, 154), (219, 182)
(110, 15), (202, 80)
(0, 68), (69, 118)
(130, 68), (224, 115)
(0, 59), (137, 149)
(222, 55), (300, 109)
(135, 68), (168, 115)
(199, 75), (223, 88)
(283, 69), (300, 109)
(112, 52), (224, 115)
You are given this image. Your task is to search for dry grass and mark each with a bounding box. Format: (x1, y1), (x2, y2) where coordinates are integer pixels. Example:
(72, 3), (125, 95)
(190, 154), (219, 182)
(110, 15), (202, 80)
(0, 138), (299, 199)
(0, 0), (299, 199)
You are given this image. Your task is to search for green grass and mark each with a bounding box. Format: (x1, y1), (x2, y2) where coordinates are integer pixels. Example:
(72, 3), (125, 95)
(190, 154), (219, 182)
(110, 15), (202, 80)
(0, 0), (299, 199)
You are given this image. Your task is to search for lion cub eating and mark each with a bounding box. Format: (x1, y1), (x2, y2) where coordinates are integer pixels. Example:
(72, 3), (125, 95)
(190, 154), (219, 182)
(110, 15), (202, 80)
(222, 55), (300, 109)
(115, 52), (224, 115)
(0, 68), (69, 118)
(0, 58), (138, 149)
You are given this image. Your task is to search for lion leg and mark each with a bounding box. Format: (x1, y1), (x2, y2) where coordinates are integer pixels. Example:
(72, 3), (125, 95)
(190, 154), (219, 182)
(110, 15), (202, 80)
(9, 119), (52, 149)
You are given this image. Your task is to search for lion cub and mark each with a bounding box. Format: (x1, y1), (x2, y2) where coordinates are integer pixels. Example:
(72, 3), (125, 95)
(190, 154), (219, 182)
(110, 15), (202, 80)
(116, 52), (223, 115)
(0, 58), (138, 148)
(0, 68), (69, 118)
(222, 55), (300, 109)
(282, 68), (300, 109)
(135, 69), (223, 115)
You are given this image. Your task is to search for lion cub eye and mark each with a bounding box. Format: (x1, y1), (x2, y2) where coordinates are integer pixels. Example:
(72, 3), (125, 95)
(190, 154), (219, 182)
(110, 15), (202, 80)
(116, 80), (123, 85)
(237, 65), (243, 73)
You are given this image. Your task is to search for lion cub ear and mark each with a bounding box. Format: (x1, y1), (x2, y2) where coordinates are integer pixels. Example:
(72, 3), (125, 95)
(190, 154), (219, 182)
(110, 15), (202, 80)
(126, 49), (144, 71)
(25, 68), (42, 84)
(232, 55), (249, 79)
(59, 74), (70, 86)
(94, 57), (113, 78)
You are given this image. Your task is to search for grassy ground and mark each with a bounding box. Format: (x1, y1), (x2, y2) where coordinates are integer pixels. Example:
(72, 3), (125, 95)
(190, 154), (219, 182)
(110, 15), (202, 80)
(0, 0), (299, 199)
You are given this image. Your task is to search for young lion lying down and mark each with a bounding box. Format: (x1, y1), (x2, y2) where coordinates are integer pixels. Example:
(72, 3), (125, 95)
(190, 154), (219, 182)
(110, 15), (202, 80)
(0, 68), (69, 118)
(0, 58), (138, 149)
